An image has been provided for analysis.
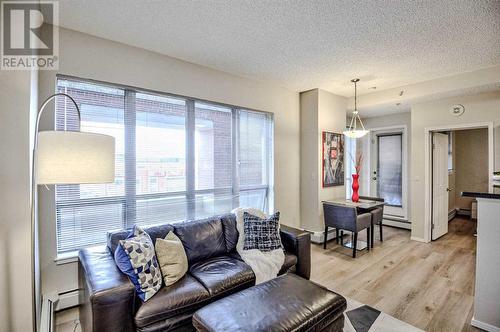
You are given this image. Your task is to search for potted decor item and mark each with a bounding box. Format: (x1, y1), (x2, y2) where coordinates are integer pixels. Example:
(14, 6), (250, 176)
(351, 153), (363, 202)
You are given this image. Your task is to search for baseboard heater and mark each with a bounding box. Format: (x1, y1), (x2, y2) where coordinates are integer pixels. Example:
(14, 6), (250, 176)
(448, 209), (457, 221)
(309, 216), (411, 243)
(457, 208), (471, 216)
(310, 228), (335, 244)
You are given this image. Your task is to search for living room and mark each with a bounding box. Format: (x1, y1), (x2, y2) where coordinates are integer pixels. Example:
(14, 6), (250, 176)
(1, 1), (500, 332)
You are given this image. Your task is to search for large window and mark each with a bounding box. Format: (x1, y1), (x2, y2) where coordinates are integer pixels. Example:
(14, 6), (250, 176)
(55, 77), (273, 254)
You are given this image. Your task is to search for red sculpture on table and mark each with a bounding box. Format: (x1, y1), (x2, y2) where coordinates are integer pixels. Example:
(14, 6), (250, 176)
(352, 174), (360, 202)
(351, 153), (363, 202)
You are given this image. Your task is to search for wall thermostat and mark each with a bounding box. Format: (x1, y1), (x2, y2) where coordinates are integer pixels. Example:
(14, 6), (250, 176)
(450, 104), (465, 116)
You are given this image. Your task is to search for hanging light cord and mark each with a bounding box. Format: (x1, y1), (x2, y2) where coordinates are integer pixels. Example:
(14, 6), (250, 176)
(354, 79), (357, 113)
(348, 78), (365, 132)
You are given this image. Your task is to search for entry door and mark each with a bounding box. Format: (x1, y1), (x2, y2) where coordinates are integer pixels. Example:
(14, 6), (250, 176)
(432, 132), (449, 240)
(370, 131), (405, 218)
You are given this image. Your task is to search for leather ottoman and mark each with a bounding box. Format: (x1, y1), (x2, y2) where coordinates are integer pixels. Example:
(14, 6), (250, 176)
(192, 274), (346, 332)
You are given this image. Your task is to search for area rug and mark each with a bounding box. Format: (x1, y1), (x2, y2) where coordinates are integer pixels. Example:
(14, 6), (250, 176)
(344, 298), (423, 332)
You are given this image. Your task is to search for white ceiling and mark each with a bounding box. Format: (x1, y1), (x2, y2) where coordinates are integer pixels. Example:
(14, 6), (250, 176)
(52, 0), (500, 97)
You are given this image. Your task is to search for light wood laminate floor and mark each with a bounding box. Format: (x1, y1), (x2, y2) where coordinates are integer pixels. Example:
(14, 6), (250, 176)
(311, 217), (480, 332)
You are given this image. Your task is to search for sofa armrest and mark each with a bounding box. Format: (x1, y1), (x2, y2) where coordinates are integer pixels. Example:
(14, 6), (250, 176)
(79, 246), (136, 332)
(280, 225), (311, 279)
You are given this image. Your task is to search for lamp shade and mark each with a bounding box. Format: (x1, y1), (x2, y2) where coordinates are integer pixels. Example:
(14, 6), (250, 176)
(343, 129), (369, 138)
(343, 78), (369, 139)
(36, 131), (115, 185)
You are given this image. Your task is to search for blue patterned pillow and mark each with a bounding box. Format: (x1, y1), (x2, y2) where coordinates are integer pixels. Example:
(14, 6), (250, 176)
(243, 212), (283, 252)
(114, 225), (162, 301)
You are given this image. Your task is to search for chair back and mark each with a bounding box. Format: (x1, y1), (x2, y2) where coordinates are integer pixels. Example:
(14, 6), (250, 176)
(323, 203), (357, 232)
(359, 195), (384, 202)
(359, 196), (385, 221)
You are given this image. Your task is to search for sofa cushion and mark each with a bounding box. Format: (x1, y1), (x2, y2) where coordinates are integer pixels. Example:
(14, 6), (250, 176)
(189, 256), (255, 296)
(174, 218), (226, 264)
(107, 224), (174, 253)
(279, 252), (298, 275)
(134, 274), (210, 328)
(220, 213), (238, 252)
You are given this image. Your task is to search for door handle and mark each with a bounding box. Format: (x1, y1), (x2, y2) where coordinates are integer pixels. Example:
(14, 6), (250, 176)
(446, 188), (452, 192)
(372, 177), (377, 180)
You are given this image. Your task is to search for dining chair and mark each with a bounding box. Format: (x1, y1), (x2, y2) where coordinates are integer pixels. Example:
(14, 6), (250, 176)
(323, 203), (372, 258)
(359, 196), (385, 248)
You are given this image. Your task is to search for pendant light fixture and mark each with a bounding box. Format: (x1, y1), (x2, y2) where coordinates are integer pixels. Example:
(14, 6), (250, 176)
(343, 78), (369, 138)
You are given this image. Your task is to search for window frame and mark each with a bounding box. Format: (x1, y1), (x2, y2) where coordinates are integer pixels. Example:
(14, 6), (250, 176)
(54, 75), (274, 255)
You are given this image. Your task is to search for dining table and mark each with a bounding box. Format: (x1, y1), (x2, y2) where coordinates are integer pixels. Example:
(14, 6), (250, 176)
(322, 198), (386, 251)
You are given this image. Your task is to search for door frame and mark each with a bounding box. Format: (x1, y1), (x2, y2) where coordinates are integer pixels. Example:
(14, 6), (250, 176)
(363, 125), (409, 223)
(424, 122), (494, 242)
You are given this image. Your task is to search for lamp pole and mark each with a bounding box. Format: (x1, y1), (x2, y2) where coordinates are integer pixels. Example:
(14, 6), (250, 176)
(31, 93), (81, 332)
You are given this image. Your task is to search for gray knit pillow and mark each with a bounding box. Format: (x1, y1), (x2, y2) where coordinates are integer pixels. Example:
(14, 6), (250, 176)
(243, 212), (282, 252)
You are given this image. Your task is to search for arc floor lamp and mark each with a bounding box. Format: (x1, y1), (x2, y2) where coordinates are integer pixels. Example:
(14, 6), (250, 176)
(31, 93), (115, 331)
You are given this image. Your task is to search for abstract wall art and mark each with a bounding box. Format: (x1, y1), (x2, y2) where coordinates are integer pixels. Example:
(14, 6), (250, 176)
(322, 131), (344, 187)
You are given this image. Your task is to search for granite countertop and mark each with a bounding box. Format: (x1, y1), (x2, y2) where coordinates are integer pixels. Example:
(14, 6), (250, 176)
(462, 187), (500, 200)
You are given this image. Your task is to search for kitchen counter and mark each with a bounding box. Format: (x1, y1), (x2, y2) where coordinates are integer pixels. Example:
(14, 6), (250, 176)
(461, 191), (500, 199)
(461, 183), (500, 199)
(461, 190), (500, 331)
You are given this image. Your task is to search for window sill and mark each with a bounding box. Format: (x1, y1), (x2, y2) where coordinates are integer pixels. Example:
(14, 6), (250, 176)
(54, 251), (79, 265)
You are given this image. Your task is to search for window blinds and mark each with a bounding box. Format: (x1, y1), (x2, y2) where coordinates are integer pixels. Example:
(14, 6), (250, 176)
(55, 78), (273, 254)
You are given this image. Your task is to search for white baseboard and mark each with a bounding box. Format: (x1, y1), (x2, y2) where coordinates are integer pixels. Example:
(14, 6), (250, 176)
(410, 236), (428, 243)
(472, 317), (500, 332)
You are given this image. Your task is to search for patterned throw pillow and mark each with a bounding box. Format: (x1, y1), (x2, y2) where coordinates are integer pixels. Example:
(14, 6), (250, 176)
(243, 211), (283, 252)
(114, 225), (162, 301)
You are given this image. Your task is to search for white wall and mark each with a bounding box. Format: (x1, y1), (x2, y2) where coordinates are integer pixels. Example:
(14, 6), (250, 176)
(411, 91), (500, 240)
(0, 69), (37, 331)
(300, 89), (347, 233)
(454, 129), (489, 211)
(300, 90), (319, 232)
(38, 28), (301, 302)
(317, 89), (348, 216)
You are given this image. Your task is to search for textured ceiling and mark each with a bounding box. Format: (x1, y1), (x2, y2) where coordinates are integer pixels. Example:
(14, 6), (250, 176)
(52, 0), (500, 97)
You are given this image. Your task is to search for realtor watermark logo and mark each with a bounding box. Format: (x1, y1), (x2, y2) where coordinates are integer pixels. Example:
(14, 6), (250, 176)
(1, 1), (59, 70)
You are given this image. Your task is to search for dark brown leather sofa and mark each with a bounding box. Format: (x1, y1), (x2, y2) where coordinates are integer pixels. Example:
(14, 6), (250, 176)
(78, 213), (311, 332)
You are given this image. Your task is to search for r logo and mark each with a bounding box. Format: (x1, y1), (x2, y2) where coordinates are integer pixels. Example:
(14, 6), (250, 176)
(1, 1), (58, 70)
